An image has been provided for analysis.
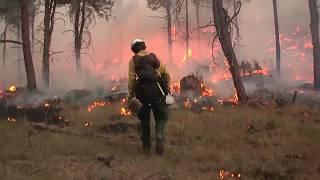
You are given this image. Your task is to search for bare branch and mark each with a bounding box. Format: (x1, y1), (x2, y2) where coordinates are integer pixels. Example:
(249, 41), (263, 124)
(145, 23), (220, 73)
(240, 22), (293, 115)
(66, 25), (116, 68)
(0, 40), (23, 45)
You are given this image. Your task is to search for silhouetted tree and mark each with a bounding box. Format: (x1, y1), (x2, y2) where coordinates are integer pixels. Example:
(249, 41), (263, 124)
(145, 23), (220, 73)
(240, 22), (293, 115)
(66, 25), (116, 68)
(147, 0), (173, 63)
(212, 0), (247, 103)
(42, 0), (57, 88)
(273, 0), (281, 75)
(21, 0), (37, 90)
(308, 0), (320, 90)
(68, 0), (114, 73)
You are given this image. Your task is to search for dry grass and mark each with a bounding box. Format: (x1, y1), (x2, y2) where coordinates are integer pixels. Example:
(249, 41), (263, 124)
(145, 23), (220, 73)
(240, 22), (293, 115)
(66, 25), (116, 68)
(1, 104), (320, 180)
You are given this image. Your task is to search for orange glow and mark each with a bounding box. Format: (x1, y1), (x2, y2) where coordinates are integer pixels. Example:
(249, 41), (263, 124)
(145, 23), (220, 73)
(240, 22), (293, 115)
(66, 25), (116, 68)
(252, 69), (270, 76)
(7, 117), (16, 123)
(8, 85), (17, 92)
(184, 99), (193, 109)
(84, 121), (93, 127)
(120, 107), (132, 116)
(87, 101), (110, 112)
(219, 169), (241, 180)
(304, 42), (313, 49)
(182, 48), (193, 65)
(201, 84), (215, 97)
(170, 82), (181, 94)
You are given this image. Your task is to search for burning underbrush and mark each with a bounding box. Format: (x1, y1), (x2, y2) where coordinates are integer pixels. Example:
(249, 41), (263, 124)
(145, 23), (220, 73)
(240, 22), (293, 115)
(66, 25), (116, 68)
(1, 71), (319, 127)
(0, 86), (67, 126)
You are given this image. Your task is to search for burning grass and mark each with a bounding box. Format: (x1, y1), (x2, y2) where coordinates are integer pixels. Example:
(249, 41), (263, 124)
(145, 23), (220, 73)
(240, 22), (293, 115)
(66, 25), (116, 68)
(1, 103), (320, 179)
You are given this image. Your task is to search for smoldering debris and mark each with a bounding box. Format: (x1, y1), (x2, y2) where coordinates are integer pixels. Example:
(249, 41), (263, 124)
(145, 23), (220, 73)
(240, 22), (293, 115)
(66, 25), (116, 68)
(0, 86), (68, 126)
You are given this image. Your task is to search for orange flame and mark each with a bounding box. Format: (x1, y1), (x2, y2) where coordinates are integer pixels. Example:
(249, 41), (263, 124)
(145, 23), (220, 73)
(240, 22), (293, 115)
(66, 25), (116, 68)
(87, 101), (110, 112)
(8, 85), (17, 92)
(120, 107), (132, 116)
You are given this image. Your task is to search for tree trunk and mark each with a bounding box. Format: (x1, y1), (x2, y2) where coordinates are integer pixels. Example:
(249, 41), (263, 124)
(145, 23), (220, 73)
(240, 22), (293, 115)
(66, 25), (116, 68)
(212, 0), (247, 103)
(20, 0), (37, 90)
(166, 0), (173, 63)
(308, 0), (320, 90)
(17, 22), (23, 83)
(195, 1), (201, 56)
(31, 7), (36, 56)
(43, 0), (56, 89)
(272, 0), (281, 75)
(233, 0), (240, 42)
(74, 0), (85, 74)
(2, 20), (8, 70)
(185, 0), (190, 63)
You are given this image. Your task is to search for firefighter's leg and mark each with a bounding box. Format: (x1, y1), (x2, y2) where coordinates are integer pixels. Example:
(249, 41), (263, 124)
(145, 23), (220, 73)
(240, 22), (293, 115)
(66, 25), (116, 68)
(138, 104), (151, 151)
(152, 101), (169, 154)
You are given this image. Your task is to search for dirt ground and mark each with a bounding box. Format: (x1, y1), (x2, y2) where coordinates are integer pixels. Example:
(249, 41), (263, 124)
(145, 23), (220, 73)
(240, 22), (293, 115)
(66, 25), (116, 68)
(1, 104), (320, 180)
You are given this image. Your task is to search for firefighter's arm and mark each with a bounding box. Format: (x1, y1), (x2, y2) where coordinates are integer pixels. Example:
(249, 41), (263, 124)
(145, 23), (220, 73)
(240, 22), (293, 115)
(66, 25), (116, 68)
(158, 64), (171, 86)
(128, 60), (136, 100)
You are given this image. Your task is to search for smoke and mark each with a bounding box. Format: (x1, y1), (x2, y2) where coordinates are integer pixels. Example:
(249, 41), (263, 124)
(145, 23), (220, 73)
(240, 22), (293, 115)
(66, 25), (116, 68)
(0, 0), (314, 97)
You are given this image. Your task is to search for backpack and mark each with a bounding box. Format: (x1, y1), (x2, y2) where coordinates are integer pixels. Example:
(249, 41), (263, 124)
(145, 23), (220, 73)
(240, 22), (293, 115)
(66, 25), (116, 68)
(133, 53), (165, 104)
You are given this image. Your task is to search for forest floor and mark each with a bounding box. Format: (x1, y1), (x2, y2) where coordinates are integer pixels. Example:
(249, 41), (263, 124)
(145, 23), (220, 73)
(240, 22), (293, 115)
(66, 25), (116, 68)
(1, 103), (320, 180)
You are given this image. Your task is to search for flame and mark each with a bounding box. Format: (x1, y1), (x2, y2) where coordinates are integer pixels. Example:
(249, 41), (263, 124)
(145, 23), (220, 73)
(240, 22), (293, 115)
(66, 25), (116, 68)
(120, 107), (132, 116)
(8, 85), (17, 92)
(252, 69), (270, 76)
(170, 82), (181, 94)
(84, 121), (93, 127)
(201, 83), (215, 97)
(219, 170), (241, 179)
(7, 117), (16, 123)
(182, 48), (193, 65)
(120, 98), (128, 104)
(202, 106), (214, 111)
(111, 85), (118, 91)
(304, 42), (313, 49)
(87, 101), (110, 112)
(184, 99), (193, 109)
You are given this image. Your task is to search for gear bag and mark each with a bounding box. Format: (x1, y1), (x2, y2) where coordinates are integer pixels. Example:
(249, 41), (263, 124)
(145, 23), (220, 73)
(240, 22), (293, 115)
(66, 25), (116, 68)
(133, 53), (163, 104)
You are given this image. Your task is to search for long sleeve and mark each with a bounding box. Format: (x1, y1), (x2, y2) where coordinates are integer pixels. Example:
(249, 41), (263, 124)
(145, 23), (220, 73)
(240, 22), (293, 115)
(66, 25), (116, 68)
(128, 60), (136, 99)
(157, 64), (171, 89)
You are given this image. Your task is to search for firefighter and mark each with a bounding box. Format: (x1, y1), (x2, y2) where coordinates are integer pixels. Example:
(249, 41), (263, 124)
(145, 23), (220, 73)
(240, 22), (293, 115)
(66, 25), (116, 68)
(128, 39), (170, 155)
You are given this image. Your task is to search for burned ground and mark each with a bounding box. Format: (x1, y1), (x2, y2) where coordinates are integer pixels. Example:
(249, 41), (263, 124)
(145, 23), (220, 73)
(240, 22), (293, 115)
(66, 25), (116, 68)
(1, 102), (320, 180)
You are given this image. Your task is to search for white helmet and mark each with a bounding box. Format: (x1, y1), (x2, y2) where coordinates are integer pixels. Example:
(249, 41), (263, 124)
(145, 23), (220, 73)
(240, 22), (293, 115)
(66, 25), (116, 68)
(131, 39), (144, 48)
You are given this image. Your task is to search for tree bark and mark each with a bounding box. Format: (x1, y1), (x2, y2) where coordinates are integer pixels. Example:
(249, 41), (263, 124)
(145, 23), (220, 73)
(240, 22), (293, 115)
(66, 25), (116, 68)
(272, 0), (281, 75)
(20, 0), (37, 90)
(308, 0), (320, 90)
(17, 22), (23, 83)
(212, 0), (247, 103)
(31, 6), (36, 56)
(166, 0), (173, 63)
(233, 0), (240, 42)
(185, 0), (190, 63)
(43, 0), (56, 89)
(195, 0), (201, 56)
(2, 20), (8, 70)
(74, 0), (85, 74)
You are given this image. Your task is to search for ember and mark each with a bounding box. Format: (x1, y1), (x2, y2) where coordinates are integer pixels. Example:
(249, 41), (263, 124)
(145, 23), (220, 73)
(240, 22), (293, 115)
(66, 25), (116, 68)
(252, 69), (270, 76)
(219, 169), (241, 180)
(201, 83), (215, 97)
(87, 101), (110, 112)
(8, 85), (17, 92)
(170, 82), (181, 94)
(184, 99), (193, 109)
(120, 98), (128, 104)
(120, 107), (132, 116)
(84, 121), (93, 127)
(7, 117), (16, 123)
(202, 106), (214, 111)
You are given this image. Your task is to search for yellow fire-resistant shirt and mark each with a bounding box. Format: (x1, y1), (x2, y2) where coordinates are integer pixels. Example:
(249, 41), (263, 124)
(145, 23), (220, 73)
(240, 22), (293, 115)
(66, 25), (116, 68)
(128, 50), (171, 99)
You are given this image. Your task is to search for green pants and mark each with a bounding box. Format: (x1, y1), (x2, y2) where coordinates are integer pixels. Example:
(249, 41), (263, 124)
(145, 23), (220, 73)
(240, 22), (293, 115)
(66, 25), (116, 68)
(137, 101), (168, 148)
